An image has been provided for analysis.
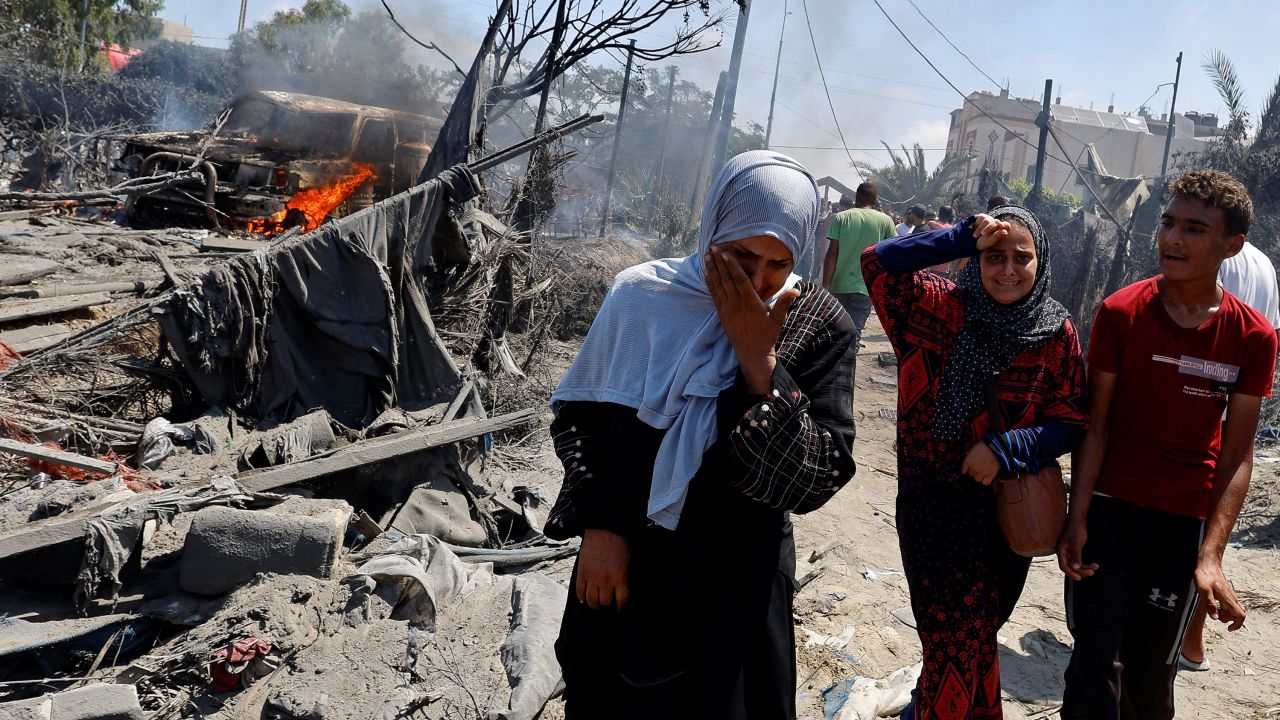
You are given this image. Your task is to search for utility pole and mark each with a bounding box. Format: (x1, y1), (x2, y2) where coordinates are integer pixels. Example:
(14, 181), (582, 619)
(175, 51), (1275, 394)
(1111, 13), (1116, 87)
(599, 40), (636, 238)
(689, 72), (728, 219)
(764, 0), (789, 149)
(649, 66), (678, 228)
(710, 0), (751, 174)
(238, 0), (250, 34)
(1030, 78), (1052, 209)
(1159, 51), (1184, 182)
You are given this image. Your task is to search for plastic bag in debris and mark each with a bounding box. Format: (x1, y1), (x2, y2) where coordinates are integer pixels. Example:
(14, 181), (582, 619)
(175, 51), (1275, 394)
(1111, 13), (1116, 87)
(822, 662), (921, 720)
(345, 534), (495, 629)
(136, 417), (197, 470)
(497, 572), (568, 720)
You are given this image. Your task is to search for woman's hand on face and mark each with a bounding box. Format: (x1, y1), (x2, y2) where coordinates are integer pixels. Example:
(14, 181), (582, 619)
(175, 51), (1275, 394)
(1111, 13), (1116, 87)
(972, 213), (1012, 251)
(961, 442), (1002, 485)
(706, 245), (798, 395)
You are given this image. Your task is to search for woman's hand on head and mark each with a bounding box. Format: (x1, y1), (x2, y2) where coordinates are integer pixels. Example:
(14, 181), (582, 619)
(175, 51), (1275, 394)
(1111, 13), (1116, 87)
(972, 213), (1012, 251)
(961, 441), (1002, 485)
(706, 245), (798, 395)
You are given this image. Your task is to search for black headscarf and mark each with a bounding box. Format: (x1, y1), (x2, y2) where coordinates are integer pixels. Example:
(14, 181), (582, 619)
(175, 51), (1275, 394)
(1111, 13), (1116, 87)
(932, 205), (1069, 441)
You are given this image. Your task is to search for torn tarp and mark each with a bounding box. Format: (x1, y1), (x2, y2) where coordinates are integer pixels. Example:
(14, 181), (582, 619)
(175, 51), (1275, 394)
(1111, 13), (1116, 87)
(498, 573), (567, 720)
(344, 533), (495, 629)
(158, 166), (482, 429)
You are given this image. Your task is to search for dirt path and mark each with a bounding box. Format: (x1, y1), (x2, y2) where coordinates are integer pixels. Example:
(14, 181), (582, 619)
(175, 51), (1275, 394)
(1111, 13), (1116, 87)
(789, 313), (1280, 718)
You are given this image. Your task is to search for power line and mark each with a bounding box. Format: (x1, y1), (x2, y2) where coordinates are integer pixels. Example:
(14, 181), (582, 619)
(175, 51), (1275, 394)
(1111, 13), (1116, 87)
(868, 0), (1077, 170)
(1047, 123), (1129, 234)
(905, 0), (1001, 90)
(798, 0), (859, 173)
(774, 144), (948, 151)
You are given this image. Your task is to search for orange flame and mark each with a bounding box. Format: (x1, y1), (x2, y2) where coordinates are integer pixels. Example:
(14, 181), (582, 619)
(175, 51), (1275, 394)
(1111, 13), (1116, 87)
(247, 163), (375, 236)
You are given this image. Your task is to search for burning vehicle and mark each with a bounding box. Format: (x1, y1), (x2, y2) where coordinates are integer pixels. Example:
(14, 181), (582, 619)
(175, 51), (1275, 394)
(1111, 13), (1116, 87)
(114, 90), (443, 234)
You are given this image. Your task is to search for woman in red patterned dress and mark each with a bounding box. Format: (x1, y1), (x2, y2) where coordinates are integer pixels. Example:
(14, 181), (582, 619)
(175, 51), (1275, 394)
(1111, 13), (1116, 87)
(861, 207), (1088, 719)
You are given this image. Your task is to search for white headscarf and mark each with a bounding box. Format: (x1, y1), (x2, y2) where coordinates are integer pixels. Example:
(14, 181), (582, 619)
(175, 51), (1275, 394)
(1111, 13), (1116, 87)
(552, 151), (819, 529)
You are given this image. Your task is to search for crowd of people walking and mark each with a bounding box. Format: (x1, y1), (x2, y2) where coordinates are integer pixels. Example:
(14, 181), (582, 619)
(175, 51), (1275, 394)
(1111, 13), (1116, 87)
(544, 148), (1277, 720)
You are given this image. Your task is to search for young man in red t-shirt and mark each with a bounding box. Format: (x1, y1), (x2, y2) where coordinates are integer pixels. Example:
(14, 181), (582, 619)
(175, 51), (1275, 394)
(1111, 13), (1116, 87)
(1057, 170), (1277, 719)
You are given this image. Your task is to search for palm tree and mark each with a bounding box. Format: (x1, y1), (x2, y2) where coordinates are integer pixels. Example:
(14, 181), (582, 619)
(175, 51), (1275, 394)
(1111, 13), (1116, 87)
(852, 142), (972, 210)
(1189, 50), (1280, 246)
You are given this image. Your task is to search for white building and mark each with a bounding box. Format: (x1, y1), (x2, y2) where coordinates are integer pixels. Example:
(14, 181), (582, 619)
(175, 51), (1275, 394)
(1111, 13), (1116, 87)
(945, 89), (1209, 202)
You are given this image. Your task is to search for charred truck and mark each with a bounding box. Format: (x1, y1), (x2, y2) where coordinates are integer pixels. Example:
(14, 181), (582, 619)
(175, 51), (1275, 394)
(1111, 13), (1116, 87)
(115, 91), (443, 233)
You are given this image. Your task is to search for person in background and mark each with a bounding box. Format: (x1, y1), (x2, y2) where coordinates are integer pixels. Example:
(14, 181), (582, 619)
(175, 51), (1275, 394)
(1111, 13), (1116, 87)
(815, 196), (853, 279)
(863, 206), (1087, 719)
(927, 205), (956, 231)
(546, 151), (857, 720)
(986, 195), (1010, 212)
(926, 205), (957, 277)
(823, 182), (898, 344)
(1177, 234), (1280, 672)
(898, 205), (927, 236)
(1058, 170), (1277, 719)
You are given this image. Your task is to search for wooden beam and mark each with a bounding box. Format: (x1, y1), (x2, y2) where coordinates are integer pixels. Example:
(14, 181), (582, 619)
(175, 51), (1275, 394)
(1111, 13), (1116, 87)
(199, 237), (264, 253)
(0, 324), (76, 354)
(0, 399), (145, 434)
(0, 208), (52, 221)
(0, 257), (58, 287)
(0, 438), (120, 475)
(0, 515), (95, 562)
(0, 294), (109, 324)
(442, 380), (475, 423)
(151, 251), (183, 289)
(0, 280), (162, 300)
(237, 408), (538, 493)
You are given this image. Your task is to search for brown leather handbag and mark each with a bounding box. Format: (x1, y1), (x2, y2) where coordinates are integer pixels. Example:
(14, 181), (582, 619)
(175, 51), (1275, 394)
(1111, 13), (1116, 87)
(984, 378), (1067, 558)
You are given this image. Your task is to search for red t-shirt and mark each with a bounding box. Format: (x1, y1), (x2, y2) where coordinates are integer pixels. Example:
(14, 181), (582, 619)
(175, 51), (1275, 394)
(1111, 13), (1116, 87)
(1088, 277), (1278, 519)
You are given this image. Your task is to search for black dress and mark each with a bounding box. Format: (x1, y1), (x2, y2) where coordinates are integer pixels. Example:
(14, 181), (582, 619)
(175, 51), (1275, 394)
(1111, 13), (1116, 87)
(545, 281), (859, 720)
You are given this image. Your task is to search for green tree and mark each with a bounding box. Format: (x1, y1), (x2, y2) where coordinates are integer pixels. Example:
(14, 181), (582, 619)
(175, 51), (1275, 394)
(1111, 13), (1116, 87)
(853, 142), (973, 210)
(1007, 178), (1082, 210)
(118, 40), (238, 98)
(3, 0), (162, 72)
(230, 0), (351, 80)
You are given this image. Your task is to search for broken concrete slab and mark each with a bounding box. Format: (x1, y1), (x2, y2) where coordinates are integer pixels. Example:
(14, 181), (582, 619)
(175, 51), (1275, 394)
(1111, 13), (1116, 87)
(50, 683), (144, 720)
(0, 683), (146, 720)
(179, 503), (350, 596)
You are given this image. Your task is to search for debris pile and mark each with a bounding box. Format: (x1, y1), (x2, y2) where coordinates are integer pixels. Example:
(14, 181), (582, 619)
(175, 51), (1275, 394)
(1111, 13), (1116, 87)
(0, 104), (607, 717)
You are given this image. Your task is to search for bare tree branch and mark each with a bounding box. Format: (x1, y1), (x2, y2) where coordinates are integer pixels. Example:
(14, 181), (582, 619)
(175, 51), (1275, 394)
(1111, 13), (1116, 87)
(381, 0), (466, 77)
(483, 0), (727, 115)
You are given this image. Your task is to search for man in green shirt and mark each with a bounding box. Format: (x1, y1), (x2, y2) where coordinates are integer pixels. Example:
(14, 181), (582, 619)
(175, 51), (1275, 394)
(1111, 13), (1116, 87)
(822, 182), (898, 340)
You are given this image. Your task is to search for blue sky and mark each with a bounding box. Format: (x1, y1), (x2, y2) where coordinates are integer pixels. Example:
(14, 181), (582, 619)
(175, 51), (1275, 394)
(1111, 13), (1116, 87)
(160, 0), (1280, 183)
